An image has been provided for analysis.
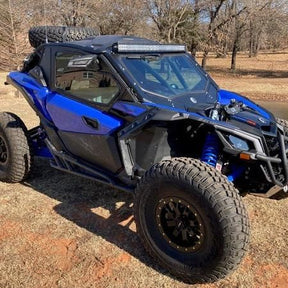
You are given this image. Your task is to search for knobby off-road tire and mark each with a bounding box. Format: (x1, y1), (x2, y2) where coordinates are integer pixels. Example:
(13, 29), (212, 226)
(0, 112), (33, 182)
(28, 26), (99, 48)
(134, 158), (249, 284)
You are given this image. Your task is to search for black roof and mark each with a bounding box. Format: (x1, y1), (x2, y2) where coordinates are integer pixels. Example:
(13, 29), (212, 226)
(44, 35), (159, 53)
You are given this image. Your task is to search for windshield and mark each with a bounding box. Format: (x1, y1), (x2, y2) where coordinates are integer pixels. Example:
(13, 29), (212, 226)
(121, 54), (208, 98)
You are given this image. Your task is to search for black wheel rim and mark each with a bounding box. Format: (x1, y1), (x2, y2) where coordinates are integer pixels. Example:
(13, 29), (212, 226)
(156, 197), (205, 253)
(0, 136), (8, 164)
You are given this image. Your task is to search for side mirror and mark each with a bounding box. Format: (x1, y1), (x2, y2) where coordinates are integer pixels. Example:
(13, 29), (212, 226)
(67, 55), (99, 70)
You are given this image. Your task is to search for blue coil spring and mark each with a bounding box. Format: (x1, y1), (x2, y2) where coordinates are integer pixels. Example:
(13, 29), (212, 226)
(201, 133), (219, 167)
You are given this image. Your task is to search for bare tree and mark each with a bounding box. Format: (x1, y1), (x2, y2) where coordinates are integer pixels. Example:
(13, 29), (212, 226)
(0, 0), (287, 71)
(201, 0), (247, 69)
(201, 0), (226, 69)
(0, 0), (31, 70)
(264, 3), (288, 50)
(89, 0), (145, 35)
(229, 0), (278, 70)
(169, 0), (208, 56)
(248, 0), (288, 57)
(229, 0), (250, 70)
(57, 0), (90, 27)
(144, 0), (193, 43)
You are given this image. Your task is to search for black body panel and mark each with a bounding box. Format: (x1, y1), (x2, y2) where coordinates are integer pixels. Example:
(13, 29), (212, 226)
(41, 121), (66, 151)
(58, 131), (123, 173)
(132, 126), (171, 172)
(38, 46), (52, 87)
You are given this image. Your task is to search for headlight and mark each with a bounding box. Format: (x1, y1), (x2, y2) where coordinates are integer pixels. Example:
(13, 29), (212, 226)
(228, 135), (250, 151)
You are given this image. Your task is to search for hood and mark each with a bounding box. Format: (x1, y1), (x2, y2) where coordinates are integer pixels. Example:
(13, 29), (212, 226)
(144, 88), (278, 137)
(218, 90), (273, 120)
(217, 90), (277, 136)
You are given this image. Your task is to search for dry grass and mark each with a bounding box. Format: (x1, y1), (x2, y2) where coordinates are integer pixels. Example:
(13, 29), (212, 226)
(0, 52), (288, 288)
(196, 51), (288, 102)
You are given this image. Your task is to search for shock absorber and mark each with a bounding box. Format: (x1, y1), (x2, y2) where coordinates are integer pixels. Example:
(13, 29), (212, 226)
(201, 133), (219, 167)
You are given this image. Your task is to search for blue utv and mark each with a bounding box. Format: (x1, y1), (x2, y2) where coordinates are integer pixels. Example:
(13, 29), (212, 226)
(1, 26), (287, 284)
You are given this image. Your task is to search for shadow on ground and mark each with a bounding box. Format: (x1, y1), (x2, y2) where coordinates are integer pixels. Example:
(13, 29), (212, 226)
(22, 158), (170, 280)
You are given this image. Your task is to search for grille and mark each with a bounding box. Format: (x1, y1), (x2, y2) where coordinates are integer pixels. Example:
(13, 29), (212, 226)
(264, 135), (279, 157)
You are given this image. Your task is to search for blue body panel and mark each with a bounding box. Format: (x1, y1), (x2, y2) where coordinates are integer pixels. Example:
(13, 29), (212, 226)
(218, 89), (271, 120)
(112, 101), (146, 117)
(46, 93), (122, 135)
(9, 71), (274, 182)
(8, 72), (52, 121)
(144, 89), (272, 122)
(32, 144), (53, 158)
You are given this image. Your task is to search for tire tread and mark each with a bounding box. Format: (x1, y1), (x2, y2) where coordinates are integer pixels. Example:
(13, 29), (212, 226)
(28, 26), (99, 48)
(135, 157), (249, 284)
(0, 112), (33, 182)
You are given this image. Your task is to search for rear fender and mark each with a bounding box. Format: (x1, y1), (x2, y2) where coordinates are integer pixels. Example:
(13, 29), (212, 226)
(7, 71), (52, 121)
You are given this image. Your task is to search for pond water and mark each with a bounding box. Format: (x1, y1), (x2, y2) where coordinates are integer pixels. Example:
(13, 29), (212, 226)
(257, 101), (288, 120)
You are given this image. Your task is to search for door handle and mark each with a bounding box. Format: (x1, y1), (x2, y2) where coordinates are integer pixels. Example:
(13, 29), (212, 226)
(82, 116), (99, 130)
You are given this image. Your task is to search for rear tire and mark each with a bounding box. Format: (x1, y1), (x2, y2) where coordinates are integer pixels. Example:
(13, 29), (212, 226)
(0, 112), (33, 182)
(134, 158), (249, 284)
(28, 26), (99, 48)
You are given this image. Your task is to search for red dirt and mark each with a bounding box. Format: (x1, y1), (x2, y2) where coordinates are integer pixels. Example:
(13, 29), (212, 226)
(91, 252), (132, 281)
(256, 264), (288, 288)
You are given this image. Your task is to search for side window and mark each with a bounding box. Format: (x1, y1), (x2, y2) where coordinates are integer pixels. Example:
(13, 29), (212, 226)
(55, 52), (120, 105)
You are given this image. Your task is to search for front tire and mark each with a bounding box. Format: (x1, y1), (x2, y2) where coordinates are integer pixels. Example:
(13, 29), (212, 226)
(0, 112), (33, 182)
(277, 118), (288, 136)
(134, 158), (249, 284)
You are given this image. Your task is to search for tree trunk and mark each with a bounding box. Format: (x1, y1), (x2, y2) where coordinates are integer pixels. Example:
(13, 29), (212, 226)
(190, 40), (197, 57)
(202, 50), (208, 69)
(253, 31), (262, 57)
(231, 46), (237, 70)
(231, 37), (239, 70)
(249, 21), (253, 58)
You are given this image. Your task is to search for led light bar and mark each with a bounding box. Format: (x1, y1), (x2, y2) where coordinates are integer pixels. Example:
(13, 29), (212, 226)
(116, 43), (186, 53)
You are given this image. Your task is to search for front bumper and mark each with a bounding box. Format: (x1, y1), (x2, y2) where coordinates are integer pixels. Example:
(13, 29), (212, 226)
(256, 131), (288, 187)
(216, 122), (288, 188)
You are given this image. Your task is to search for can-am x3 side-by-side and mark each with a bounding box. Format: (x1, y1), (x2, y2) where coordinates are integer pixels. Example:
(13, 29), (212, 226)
(1, 26), (287, 284)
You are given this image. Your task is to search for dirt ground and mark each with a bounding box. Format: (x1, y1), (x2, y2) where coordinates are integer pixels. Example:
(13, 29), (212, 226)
(0, 51), (288, 288)
(203, 51), (288, 102)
